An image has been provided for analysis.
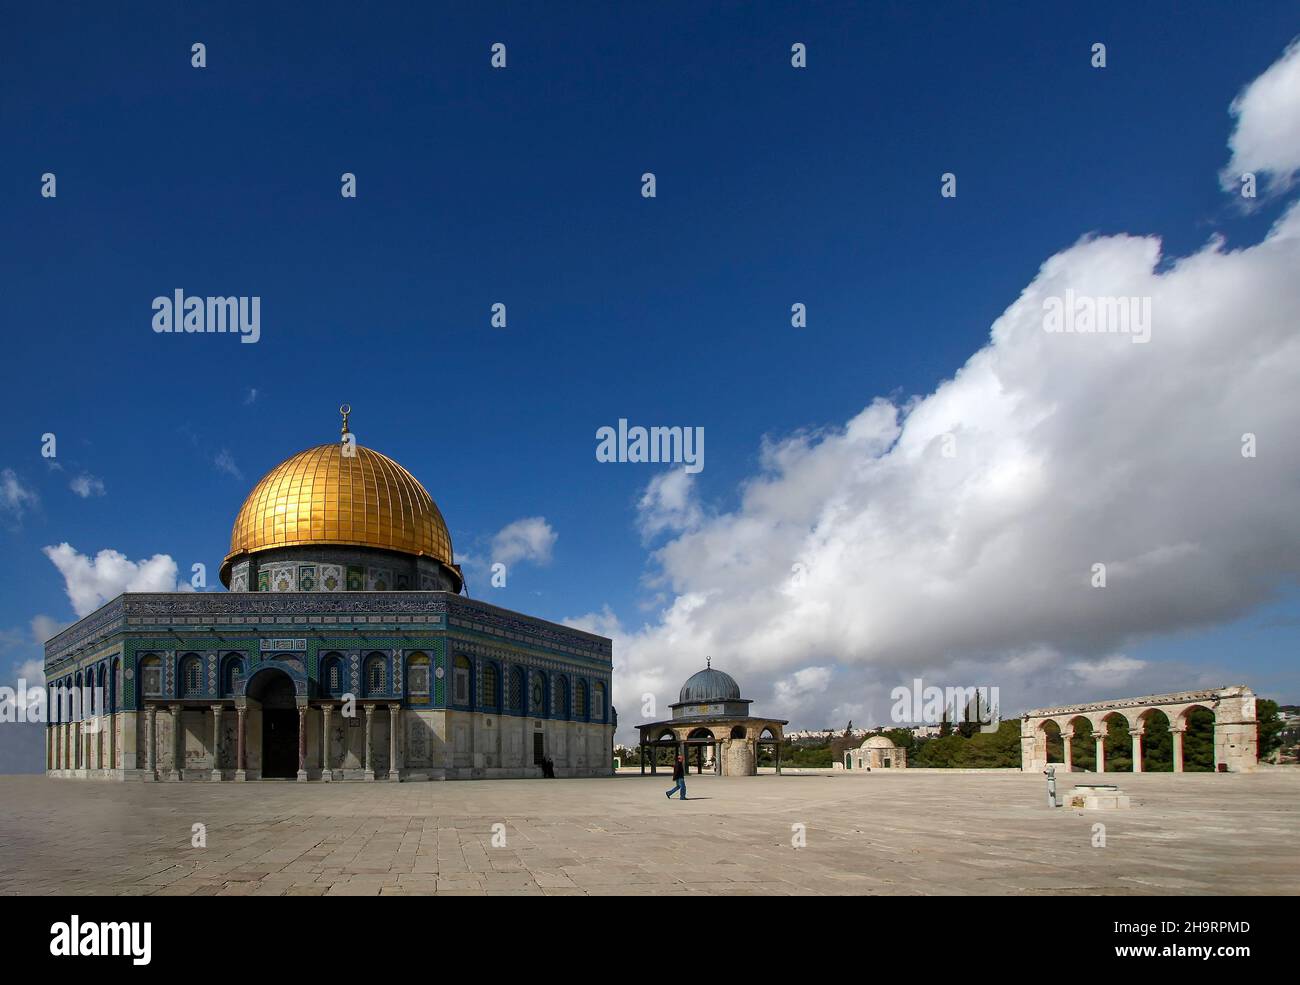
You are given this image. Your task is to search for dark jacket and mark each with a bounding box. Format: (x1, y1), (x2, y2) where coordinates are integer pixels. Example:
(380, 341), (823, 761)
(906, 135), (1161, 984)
(672, 760), (684, 780)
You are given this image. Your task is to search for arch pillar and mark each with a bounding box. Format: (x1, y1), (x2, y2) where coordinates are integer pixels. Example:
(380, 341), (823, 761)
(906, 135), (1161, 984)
(234, 703), (248, 781)
(388, 703), (402, 781)
(1170, 726), (1185, 772)
(168, 703), (184, 781)
(144, 705), (158, 781)
(363, 704), (376, 781)
(209, 705), (224, 780)
(1094, 733), (1106, 773)
(321, 705), (334, 781)
(1131, 729), (1145, 772)
(1061, 728), (1074, 773)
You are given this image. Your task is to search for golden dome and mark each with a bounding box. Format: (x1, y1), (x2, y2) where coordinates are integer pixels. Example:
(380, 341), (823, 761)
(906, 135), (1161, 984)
(220, 441), (454, 581)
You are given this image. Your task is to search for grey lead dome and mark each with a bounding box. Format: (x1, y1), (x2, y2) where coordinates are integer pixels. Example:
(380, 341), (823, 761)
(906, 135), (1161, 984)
(679, 667), (742, 704)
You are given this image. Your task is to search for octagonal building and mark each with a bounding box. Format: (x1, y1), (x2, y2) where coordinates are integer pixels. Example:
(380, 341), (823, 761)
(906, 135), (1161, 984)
(43, 410), (615, 782)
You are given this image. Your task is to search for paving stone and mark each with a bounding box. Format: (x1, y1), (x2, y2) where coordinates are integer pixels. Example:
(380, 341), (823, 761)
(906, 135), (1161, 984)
(2, 772), (1296, 896)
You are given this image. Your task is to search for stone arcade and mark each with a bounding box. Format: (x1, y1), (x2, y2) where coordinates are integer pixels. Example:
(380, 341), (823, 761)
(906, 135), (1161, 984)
(1020, 686), (1257, 773)
(43, 410), (616, 781)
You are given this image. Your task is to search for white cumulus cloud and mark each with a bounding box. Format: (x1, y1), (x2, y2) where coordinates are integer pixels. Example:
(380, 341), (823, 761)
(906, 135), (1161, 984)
(43, 544), (184, 618)
(491, 517), (557, 567)
(1222, 37), (1300, 193)
(582, 43), (1300, 740)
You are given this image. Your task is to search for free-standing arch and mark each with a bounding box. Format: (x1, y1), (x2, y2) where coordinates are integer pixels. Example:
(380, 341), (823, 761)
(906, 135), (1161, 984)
(1022, 686), (1257, 773)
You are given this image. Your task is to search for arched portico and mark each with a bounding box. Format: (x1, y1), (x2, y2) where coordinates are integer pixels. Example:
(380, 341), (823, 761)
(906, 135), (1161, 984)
(1022, 686), (1257, 773)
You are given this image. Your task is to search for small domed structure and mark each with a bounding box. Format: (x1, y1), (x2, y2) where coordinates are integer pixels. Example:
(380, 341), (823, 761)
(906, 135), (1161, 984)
(842, 733), (907, 771)
(636, 661), (787, 778)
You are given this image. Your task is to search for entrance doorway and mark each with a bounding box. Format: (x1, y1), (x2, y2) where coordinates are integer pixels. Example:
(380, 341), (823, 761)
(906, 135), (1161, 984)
(263, 710), (298, 778)
(247, 669), (298, 779)
(533, 732), (544, 765)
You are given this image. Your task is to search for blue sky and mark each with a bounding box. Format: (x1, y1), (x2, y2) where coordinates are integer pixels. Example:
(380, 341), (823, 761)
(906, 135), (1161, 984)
(3, 2), (1299, 746)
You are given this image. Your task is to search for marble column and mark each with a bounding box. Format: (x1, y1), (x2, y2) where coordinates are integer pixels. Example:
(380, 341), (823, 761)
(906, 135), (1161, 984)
(1062, 729), (1074, 773)
(1094, 734), (1106, 773)
(145, 705), (158, 781)
(1171, 726), (1185, 773)
(363, 704), (376, 781)
(321, 705), (334, 781)
(234, 705), (248, 781)
(1131, 729), (1144, 773)
(210, 705), (224, 781)
(168, 704), (184, 781)
(388, 703), (402, 782)
(296, 703), (308, 782)
(108, 711), (116, 773)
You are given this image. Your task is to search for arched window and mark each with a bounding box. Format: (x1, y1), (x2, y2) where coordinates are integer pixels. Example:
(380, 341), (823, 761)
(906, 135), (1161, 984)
(592, 683), (606, 722)
(453, 655), (472, 706)
(554, 675), (570, 720)
(111, 657), (122, 712)
(318, 652), (343, 697)
(529, 672), (546, 717)
(140, 655), (162, 698)
(407, 652), (430, 698)
(730, 725), (746, 739)
(178, 654), (202, 697)
(364, 653), (387, 696)
(482, 663), (499, 709)
(575, 680), (588, 720)
(508, 668), (524, 713)
(223, 654), (244, 697)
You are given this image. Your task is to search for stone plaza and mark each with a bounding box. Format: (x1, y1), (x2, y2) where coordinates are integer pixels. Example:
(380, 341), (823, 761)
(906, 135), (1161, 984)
(1, 769), (1295, 895)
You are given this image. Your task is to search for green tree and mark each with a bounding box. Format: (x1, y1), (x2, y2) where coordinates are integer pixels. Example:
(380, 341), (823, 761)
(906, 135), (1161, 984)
(1183, 708), (1215, 770)
(1257, 699), (1283, 761)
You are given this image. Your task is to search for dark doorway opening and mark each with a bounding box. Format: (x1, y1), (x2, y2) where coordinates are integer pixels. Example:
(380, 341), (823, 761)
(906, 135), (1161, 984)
(263, 710), (298, 778)
(533, 732), (544, 765)
(248, 669), (298, 779)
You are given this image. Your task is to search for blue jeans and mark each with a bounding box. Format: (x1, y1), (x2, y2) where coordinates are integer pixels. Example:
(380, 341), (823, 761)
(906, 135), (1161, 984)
(666, 777), (686, 799)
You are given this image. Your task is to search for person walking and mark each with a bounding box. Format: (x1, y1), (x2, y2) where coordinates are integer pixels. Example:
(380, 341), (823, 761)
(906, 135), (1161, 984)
(665, 754), (687, 800)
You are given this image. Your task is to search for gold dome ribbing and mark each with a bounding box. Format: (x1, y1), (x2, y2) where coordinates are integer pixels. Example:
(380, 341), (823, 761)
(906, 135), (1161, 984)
(222, 442), (452, 572)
